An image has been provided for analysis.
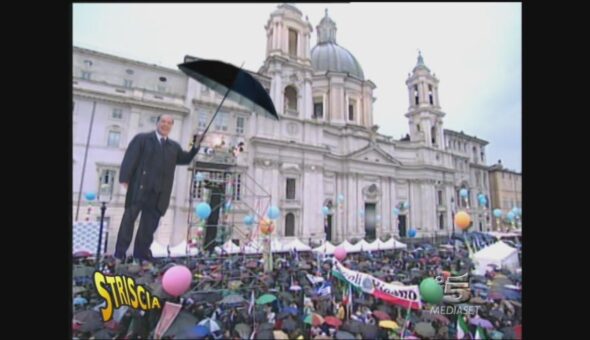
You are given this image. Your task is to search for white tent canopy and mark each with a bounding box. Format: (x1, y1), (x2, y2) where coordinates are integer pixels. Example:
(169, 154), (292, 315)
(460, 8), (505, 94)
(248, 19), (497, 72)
(150, 241), (169, 258)
(312, 241), (336, 255)
(364, 240), (382, 252)
(271, 238), (287, 252)
(337, 240), (361, 253)
(356, 239), (372, 252)
(285, 238), (312, 252)
(215, 240), (241, 255)
(472, 241), (520, 275)
(244, 240), (263, 254)
(379, 238), (408, 250)
(334, 238), (407, 252)
(169, 240), (199, 257)
(150, 240), (198, 257)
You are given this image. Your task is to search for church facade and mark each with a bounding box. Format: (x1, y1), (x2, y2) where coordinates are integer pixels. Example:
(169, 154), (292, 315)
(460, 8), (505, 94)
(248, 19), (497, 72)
(73, 4), (491, 252)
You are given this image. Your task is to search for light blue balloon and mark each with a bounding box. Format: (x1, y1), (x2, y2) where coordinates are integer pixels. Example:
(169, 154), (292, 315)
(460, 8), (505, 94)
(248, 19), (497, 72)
(479, 197), (487, 206)
(322, 206), (330, 216)
(392, 207), (400, 215)
(195, 202), (212, 220)
(493, 209), (502, 218)
(460, 189), (468, 198)
(408, 229), (417, 238)
(337, 194), (344, 203)
(478, 193), (485, 200)
(403, 201), (410, 209)
(85, 192), (96, 201)
(244, 215), (254, 225)
(267, 206), (280, 220)
(507, 211), (515, 221)
(195, 172), (205, 182)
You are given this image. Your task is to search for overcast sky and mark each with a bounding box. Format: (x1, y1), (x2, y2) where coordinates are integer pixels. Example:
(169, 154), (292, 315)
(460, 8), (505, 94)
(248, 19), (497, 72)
(73, 2), (521, 172)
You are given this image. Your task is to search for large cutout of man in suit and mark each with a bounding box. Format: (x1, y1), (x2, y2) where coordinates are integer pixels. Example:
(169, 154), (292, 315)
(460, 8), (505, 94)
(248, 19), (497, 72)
(114, 114), (199, 263)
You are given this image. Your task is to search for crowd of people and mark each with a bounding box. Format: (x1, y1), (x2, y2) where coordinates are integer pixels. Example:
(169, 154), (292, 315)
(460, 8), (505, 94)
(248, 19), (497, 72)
(72, 237), (521, 339)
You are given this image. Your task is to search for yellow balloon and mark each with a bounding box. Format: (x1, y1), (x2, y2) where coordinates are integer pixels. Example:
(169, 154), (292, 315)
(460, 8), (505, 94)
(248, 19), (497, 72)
(259, 219), (274, 235)
(454, 211), (471, 230)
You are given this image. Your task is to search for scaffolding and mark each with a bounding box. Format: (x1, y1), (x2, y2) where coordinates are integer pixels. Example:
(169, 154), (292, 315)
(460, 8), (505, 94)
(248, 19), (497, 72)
(185, 146), (274, 268)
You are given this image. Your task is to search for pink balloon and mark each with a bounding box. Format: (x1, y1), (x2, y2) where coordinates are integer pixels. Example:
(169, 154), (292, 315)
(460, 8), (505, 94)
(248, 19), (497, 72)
(162, 265), (192, 297)
(334, 247), (347, 261)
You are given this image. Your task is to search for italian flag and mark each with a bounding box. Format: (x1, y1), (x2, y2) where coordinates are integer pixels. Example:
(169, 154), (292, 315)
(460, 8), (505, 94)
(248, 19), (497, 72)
(475, 326), (488, 339)
(372, 289), (421, 310)
(331, 269), (421, 310)
(457, 315), (470, 339)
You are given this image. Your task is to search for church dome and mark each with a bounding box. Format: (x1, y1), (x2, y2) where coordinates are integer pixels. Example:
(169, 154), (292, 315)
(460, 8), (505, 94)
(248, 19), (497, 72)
(310, 9), (365, 80)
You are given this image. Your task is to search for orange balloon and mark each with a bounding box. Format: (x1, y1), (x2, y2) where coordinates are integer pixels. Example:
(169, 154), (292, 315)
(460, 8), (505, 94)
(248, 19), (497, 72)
(454, 211), (471, 230)
(259, 219), (274, 235)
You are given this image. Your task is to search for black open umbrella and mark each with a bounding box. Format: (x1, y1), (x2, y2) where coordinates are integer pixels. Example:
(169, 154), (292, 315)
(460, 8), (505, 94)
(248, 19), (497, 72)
(178, 58), (279, 148)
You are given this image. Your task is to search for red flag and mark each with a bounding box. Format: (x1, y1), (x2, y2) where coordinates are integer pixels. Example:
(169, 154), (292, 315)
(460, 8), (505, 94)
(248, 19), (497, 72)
(154, 302), (182, 339)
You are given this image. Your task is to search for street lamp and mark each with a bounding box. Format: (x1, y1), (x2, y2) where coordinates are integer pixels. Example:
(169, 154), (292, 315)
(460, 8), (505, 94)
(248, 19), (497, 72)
(96, 183), (112, 268)
(450, 197), (455, 238)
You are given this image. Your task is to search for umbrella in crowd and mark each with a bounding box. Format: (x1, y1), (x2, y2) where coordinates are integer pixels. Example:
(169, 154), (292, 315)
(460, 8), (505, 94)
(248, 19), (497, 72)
(379, 320), (399, 330)
(305, 313), (325, 327)
(72, 231), (521, 340)
(414, 322), (436, 338)
(163, 311), (199, 338)
(273, 330), (289, 339)
(281, 318), (298, 333)
(256, 294), (277, 305)
(235, 323), (251, 339)
(360, 323), (380, 339)
(73, 296), (88, 306)
(221, 294), (246, 305)
(198, 317), (221, 333)
(372, 310), (391, 320)
(470, 317), (495, 329)
(342, 319), (364, 334)
(181, 325), (210, 339)
(335, 330), (356, 340)
(73, 250), (93, 258)
(324, 315), (343, 328)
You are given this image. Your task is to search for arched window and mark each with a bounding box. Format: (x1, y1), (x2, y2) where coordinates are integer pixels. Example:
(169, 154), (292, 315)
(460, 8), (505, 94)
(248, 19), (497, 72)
(285, 213), (295, 236)
(284, 86), (298, 114)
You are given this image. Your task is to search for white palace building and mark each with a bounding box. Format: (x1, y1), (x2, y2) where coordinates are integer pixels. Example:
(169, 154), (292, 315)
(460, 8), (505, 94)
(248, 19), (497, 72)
(73, 4), (492, 252)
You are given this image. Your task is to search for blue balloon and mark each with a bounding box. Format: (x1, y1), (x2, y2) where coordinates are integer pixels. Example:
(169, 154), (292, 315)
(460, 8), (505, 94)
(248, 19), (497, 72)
(244, 215), (254, 225)
(85, 192), (96, 201)
(267, 206), (280, 220)
(392, 207), (400, 215)
(195, 202), (212, 220)
(408, 229), (417, 238)
(337, 194), (344, 203)
(507, 212), (515, 221)
(322, 206), (330, 216)
(460, 189), (468, 198)
(195, 172), (205, 182)
(477, 193), (485, 200)
(479, 197), (487, 206)
(493, 209), (502, 218)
